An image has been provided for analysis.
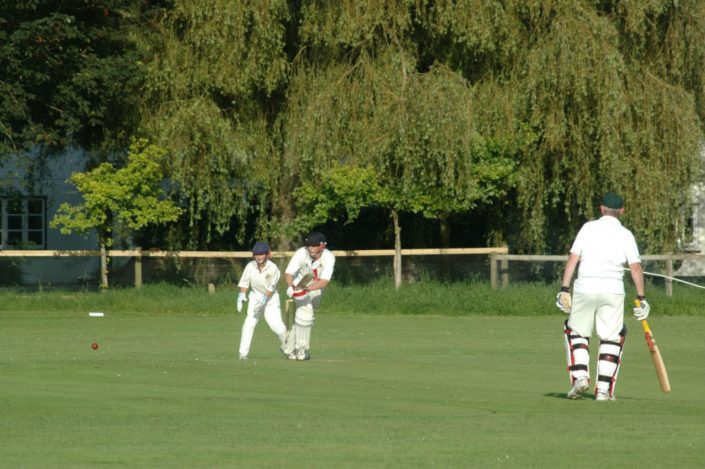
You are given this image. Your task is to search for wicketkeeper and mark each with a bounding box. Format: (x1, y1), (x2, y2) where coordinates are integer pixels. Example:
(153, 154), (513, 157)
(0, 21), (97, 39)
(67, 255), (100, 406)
(556, 192), (649, 401)
(236, 242), (287, 360)
(281, 231), (336, 361)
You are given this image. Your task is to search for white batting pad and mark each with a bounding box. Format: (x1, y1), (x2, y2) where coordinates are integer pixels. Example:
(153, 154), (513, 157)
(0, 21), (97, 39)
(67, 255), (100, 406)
(294, 324), (312, 351)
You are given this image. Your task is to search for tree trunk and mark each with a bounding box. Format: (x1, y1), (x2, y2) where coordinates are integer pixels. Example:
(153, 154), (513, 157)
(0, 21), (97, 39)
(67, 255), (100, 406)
(440, 216), (450, 247)
(392, 209), (402, 290)
(100, 239), (109, 290)
(440, 215), (451, 279)
(274, 173), (295, 251)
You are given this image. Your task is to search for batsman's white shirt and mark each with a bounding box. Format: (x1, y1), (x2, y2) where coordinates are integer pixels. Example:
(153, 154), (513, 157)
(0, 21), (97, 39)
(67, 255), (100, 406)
(238, 260), (280, 294)
(570, 215), (641, 295)
(285, 247), (335, 287)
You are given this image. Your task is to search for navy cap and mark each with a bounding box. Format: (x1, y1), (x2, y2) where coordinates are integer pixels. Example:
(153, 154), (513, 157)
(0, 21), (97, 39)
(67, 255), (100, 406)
(602, 192), (624, 209)
(252, 242), (270, 254)
(304, 232), (326, 246)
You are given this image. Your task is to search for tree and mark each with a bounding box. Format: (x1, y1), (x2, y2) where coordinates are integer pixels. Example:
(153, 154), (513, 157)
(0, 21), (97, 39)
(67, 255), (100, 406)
(50, 139), (183, 288)
(129, 0), (704, 257)
(138, 0), (290, 248)
(288, 0), (705, 254)
(414, 0), (705, 252)
(0, 1), (147, 155)
(282, 2), (525, 285)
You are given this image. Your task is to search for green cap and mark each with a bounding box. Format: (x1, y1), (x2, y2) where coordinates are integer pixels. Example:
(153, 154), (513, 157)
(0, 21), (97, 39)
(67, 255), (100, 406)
(602, 191), (624, 209)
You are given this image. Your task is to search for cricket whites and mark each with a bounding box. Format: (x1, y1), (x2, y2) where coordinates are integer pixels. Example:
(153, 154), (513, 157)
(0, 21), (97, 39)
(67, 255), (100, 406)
(636, 300), (671, 393)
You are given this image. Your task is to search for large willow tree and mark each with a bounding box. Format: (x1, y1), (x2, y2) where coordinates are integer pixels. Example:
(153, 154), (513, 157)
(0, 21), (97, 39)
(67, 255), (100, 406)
(139, 0), (289, 247)
(281, 2), (522, 247)
(138, 0), (705, 254)
(416, 0), (705, 252)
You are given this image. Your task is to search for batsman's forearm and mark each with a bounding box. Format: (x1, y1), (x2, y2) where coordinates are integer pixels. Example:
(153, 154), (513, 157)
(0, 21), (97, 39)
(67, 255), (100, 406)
(561, 253), (580, 287)
(306, 279), (329, 292)
(629, 262), (645, 297)
(285, 273), (294, 287)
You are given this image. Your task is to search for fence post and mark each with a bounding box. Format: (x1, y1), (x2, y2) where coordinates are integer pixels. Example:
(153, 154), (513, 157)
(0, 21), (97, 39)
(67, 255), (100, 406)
(490, 253), (498, 289)
(501, 245), (509, 288)
(134, 247), (143, 289)
(665, 254), (673, 297)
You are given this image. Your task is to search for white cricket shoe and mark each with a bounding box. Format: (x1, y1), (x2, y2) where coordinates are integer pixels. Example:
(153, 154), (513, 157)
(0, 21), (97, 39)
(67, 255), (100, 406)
(239, 354), (248, 360)
(567, 378), (589, 399)
(595, 391), (616, 401)
(296, 349), (310, 361)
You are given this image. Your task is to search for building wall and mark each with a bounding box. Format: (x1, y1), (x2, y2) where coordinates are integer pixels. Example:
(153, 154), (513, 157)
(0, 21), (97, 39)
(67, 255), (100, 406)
(1, 148), (101, 284)
(676, 182), (705, 276)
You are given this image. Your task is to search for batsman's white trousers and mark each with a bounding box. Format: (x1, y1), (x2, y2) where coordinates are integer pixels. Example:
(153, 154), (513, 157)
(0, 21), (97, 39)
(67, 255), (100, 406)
(238, 292), (287, 356)
(568, 292), (625, 341)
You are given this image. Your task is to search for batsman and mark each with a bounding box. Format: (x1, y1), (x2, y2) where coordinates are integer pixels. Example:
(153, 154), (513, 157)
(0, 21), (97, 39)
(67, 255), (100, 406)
(556, 192), (650, 401)
(281, 231), (336, 361)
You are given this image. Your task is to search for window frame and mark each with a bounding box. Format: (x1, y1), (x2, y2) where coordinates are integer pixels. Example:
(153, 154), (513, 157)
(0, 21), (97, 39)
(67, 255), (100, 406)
(0, 196), (47, 249)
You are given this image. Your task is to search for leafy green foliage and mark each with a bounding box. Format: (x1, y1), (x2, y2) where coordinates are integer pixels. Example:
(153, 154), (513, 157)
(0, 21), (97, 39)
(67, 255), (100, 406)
(50, 138), (183, 245)
(293, 165), (388, 231)
(4, 0), (705, 255)
(0, 1), (146, 154)
(140, 0), (290, 246)
(283, 52), (522, 242)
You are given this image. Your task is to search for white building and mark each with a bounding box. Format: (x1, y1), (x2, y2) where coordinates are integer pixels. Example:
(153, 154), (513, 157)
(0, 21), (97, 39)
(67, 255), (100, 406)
(676, 180), (705, 276)
(1, 148), (101, 284)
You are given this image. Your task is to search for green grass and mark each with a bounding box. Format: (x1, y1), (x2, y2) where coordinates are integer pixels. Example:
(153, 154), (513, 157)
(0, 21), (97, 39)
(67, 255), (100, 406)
(1, 279), (703, 316)
(1, 303), (704, 468)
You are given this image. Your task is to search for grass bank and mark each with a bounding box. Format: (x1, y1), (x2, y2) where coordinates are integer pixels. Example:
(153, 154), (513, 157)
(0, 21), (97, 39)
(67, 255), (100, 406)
(1, 279), (702, 316)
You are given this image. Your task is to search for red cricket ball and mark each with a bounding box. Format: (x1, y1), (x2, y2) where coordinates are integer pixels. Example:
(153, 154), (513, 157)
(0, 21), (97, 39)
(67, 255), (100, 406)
(91, 342), (99, 350)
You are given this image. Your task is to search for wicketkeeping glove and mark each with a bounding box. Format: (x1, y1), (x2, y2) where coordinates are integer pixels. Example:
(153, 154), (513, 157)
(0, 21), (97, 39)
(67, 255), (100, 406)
(555, 287), (572, 314)
(236, 292), (246, 313)
(633, 297), (650, 321)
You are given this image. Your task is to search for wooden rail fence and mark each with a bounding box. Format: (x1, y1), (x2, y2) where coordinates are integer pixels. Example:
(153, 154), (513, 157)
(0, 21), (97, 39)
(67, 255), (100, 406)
(0, 247), (509, 288)
(491, 253), (705, 296)
(4, 248), (699, 294)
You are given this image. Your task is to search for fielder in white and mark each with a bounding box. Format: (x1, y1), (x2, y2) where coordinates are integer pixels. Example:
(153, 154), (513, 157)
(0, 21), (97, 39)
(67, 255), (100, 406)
(281, 231), (335, 361)
(556, 192), (650, 401)
(236, 242), (287, 360)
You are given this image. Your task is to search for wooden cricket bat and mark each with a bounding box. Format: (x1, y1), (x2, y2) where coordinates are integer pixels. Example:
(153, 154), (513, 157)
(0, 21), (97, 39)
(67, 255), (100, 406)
(284, 299), (294, 331)
(635, 301), (671, 393)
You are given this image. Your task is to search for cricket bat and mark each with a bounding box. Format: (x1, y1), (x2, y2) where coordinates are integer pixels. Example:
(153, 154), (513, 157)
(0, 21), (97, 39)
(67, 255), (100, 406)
(635, 300), (671, 393)
(284, 299), (294, 331)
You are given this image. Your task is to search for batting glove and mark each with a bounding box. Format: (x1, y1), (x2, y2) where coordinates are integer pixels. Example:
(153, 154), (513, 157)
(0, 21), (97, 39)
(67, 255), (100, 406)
(286, 286), (294, 298)
(236, 292), (246, 313)
(555, 287), (572, 314)
(633, 297), (650, 321)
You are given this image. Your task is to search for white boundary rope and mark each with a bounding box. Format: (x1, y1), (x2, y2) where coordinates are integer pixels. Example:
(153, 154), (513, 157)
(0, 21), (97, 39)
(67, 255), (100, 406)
(625, 268), (705, 290)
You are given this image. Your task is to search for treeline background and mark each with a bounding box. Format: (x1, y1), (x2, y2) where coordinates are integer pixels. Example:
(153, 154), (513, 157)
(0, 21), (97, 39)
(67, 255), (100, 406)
(2, 0), (704, 254)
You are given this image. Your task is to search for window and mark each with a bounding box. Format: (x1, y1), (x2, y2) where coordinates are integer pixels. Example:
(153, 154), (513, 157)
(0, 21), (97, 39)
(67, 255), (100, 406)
(1, 197), (46, 248)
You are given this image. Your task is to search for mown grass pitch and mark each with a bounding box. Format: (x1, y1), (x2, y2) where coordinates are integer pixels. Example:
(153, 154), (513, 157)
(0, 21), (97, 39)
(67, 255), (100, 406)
(2, 310), (704, 468)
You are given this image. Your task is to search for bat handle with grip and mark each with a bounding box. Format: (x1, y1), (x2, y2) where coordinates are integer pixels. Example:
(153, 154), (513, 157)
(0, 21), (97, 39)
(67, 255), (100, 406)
(634, 299), (652, 333)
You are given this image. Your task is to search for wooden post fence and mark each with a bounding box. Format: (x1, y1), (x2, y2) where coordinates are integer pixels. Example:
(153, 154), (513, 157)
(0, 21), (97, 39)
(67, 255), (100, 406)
(491, 253), (705, 296)
(3, 248), (697, 294)
(0, 246), (509, 288)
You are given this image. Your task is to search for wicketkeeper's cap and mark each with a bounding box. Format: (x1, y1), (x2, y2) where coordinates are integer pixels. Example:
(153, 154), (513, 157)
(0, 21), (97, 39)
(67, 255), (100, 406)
(602, 191), (624, 209)
(252, 242), (270, 254)
(304, 231), (326, 246)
